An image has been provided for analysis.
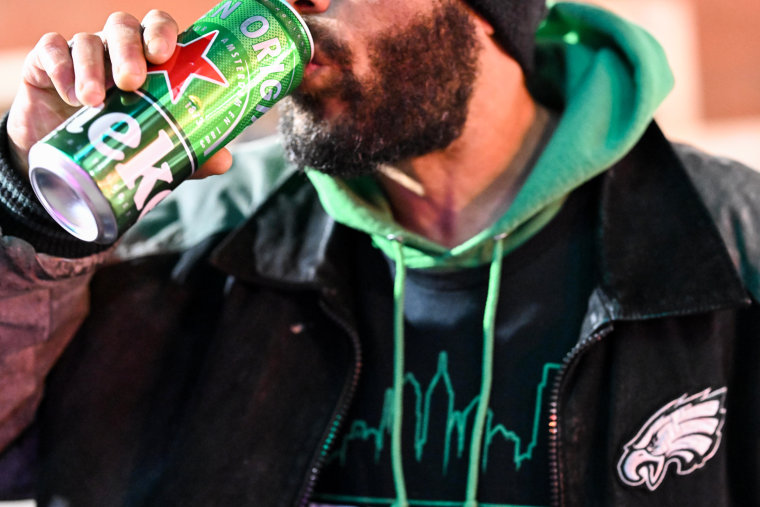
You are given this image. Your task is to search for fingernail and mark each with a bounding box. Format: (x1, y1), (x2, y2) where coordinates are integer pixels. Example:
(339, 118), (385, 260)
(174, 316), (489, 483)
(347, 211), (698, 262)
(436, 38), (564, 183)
(66, 87), (81, 107)
(80, 82), (104, 106)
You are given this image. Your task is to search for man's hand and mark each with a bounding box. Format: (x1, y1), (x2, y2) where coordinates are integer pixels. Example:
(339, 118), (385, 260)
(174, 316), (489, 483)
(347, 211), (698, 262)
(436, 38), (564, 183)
(6, 9), (232, 178)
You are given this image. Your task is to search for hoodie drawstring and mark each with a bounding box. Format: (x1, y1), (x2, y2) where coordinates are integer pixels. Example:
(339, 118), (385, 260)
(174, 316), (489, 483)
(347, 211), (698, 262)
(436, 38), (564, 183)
(387, 233), (507, 507)
(465, 233), (507, 506)
(389, 235), (409, 507)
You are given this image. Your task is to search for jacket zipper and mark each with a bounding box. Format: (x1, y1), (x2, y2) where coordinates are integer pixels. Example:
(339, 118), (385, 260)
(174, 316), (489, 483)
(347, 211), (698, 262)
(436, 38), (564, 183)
(296, 292), (364, 507)
(548, 324), (613, 507)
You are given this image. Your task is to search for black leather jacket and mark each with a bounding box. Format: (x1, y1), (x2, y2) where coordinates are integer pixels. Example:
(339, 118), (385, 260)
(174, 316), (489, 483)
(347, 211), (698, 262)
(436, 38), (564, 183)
(5, 124), (760, 506)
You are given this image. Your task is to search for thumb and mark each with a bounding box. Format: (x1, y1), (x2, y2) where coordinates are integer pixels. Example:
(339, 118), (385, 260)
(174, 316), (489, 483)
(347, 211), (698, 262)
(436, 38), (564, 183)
(191, 147), (233, 179)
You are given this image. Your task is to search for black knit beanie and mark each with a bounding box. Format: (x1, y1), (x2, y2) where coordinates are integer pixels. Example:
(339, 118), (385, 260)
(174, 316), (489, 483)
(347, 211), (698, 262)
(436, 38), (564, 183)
(463, 0), (548, 73)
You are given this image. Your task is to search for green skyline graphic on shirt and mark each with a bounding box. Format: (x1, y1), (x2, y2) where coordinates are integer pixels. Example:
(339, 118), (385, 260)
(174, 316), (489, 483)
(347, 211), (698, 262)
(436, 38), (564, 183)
(327, 351), (561, 473)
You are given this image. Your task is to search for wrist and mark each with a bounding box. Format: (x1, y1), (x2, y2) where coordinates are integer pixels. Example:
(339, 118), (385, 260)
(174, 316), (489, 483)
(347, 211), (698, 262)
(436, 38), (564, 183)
(6, 101), (31, 176)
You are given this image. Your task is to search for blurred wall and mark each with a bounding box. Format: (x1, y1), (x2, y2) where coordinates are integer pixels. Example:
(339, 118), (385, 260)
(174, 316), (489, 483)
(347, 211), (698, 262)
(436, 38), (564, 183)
(0, 0), (758, 166)
(0, 0), (208, 47)
(591, 0), (760, 169)
(0, 0), (213, 121)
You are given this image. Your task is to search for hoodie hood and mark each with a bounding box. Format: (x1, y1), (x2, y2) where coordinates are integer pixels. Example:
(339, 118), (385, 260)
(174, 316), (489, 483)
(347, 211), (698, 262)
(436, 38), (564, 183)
(307, 1), (674, 269)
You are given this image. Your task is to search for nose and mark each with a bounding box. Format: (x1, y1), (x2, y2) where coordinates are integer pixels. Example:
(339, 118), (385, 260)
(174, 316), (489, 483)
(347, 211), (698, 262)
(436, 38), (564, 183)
(288, 0), (330, 15)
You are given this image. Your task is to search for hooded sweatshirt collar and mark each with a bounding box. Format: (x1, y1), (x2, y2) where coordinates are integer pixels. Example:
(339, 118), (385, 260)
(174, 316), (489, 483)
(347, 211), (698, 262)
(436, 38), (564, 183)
(211, 126), (749, 319)
(306, 1), (675, 270)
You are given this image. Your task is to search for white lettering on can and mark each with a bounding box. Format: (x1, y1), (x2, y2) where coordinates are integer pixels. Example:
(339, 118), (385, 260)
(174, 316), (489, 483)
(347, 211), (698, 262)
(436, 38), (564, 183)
(66, 105), (104, 134)
(260, 80), (282, 101)
(88, 113), (141, 162)
(114, 129), (174, 210)
(240, 16), (269, 39)
(252, 38), (282, 61)
(207, 1), (241, 20)
(138, 190), (172, 219)
(256, 63), (285, 100)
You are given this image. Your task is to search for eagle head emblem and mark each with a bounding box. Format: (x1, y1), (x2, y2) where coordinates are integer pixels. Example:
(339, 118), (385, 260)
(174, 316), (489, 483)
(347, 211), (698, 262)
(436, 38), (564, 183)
(617, 387), (727, 491)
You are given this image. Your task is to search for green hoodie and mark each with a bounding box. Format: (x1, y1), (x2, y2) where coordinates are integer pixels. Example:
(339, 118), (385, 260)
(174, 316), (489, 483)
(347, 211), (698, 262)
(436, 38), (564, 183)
(306, 1), (674, 270)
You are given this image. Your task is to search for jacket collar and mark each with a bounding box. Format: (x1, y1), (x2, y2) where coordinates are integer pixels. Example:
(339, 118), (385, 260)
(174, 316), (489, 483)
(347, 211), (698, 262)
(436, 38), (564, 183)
(211, 123), (750, 319)
(594, 123), (750, 321)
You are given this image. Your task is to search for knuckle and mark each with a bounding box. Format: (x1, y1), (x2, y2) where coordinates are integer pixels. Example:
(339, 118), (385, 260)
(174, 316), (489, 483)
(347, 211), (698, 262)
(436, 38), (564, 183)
(37, 32), (67, 49)
(70, 32), (87, 44)
(70, 32), (100, 45)
(106, 11), (142, 31)
(35, 36), (71, 67)
(144, 9), (177, 26)
(47, 60), (73, 81)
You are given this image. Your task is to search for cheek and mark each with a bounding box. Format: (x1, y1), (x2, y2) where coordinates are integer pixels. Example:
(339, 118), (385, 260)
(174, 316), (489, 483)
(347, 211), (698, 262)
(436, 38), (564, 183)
(331, 1), (437, 77)
(349, 46), (373, 82)
(333, 27), (373, 80)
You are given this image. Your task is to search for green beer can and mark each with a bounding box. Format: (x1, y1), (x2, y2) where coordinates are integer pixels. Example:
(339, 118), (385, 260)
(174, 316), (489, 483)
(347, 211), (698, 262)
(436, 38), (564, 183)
(28, 0), (313, 244)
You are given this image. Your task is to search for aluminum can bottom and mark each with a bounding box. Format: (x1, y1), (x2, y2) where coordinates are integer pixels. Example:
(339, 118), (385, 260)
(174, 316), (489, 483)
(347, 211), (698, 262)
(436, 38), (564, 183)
(29, 142), (118, 244)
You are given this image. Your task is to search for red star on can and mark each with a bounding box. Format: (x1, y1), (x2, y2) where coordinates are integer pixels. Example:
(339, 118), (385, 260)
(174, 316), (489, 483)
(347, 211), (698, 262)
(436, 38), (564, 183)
(148, 30), (229, 104)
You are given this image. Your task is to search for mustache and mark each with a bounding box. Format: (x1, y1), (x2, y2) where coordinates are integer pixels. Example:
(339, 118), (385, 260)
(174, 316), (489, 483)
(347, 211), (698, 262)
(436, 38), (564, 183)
(302, 17), (354, 66)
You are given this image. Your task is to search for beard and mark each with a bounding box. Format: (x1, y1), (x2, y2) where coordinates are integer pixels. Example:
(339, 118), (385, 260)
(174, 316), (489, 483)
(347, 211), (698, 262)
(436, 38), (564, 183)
(279, 1), (481, 177)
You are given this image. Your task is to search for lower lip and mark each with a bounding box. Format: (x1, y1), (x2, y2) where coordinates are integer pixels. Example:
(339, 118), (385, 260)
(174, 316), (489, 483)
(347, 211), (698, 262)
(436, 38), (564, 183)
(305, 61), (322, 78)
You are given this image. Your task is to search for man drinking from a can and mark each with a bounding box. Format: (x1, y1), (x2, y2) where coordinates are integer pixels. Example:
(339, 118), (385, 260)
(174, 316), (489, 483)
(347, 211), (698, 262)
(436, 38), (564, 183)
(0, 0), (758, 506)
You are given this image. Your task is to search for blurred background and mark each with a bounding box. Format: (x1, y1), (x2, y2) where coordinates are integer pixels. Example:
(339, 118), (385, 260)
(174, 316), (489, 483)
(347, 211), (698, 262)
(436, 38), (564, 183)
(0, 0), (758, 168)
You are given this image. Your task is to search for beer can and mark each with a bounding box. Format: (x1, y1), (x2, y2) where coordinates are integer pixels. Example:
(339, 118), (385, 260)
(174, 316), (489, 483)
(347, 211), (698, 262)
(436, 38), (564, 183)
(28, 0), (313, 244)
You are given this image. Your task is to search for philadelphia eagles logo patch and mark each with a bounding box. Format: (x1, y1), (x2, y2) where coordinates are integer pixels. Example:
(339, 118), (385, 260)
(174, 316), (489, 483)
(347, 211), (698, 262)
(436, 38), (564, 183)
(617, 387), (727, 491)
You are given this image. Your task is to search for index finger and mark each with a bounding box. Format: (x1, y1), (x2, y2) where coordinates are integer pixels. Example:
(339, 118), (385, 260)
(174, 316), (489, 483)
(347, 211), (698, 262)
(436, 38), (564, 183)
(141, 10), (179, 64)
(103, 12), (147, 91)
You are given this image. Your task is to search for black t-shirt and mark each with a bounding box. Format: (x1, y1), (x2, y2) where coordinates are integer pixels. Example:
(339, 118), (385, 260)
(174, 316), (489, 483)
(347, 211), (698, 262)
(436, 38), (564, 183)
(311, 184), (598, 507)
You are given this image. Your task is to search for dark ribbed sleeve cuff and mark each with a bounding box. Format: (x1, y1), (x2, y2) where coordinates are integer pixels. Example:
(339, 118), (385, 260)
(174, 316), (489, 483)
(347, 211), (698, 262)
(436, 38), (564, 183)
(0, 113), (110, 258)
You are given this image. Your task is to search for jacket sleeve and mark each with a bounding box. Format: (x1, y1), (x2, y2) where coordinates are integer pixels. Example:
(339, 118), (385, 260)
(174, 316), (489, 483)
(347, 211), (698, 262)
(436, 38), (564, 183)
(0, 114), (115, 458)
(0, 118), (293, 462)
(0, 240), (109, 453)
